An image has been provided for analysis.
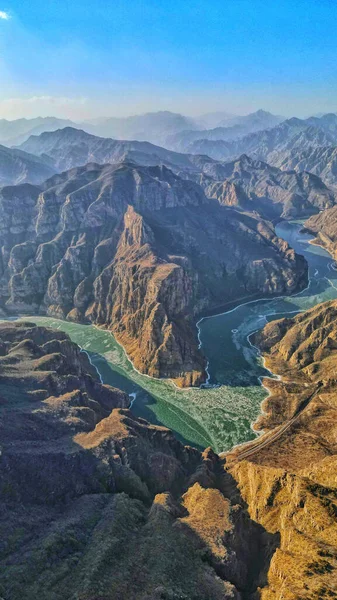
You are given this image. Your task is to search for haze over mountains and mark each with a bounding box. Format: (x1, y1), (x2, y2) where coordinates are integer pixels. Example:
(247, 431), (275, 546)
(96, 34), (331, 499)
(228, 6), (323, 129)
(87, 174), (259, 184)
(2, 105), (337, 599)
(0, 109), (283, 147)
(1, 108), (337, 192)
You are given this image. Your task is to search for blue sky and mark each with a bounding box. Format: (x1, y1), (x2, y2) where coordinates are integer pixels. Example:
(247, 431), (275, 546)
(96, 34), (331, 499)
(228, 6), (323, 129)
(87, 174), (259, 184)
(0, 0), (337, 119)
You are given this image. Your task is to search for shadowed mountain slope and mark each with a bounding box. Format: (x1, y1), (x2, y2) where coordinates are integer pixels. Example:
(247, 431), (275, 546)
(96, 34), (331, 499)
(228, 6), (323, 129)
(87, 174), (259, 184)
(203, 154), (336, 220)
(0, 161), (307, 386)
(0, 144), (56, 186)
(0, 320), (279, 600)
(227, 300), (337, 598)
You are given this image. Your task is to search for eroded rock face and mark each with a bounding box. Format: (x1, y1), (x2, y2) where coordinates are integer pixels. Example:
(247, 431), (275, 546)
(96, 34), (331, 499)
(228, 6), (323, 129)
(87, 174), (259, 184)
(305, 205), (337, 258)
(204, 154), (336, 220)
(0, 144), (56, 186)
(0, 321), (278, 600)
(227, 301), (337, 598)
(0, 162), (308, 385)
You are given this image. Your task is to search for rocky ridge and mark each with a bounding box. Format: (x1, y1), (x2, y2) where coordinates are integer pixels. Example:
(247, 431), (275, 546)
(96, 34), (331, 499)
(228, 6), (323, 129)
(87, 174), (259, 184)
(183, 116), (337, 166)
(0, 144), (56, 186)
(276, 144), (337, 189)
(17, 126), (224, 176)
(0, 161), (307, 386)
(0, 320), (278, 600)
(304, 207), (337, 258)
(203, 154), (336, 220)
(227, 301), (337, 599)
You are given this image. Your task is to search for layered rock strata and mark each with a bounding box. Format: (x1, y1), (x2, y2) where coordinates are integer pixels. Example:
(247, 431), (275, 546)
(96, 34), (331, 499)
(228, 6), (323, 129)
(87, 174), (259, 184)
(0, 321), (278, 600)
(227, 301), (337, 599)
(0, 162), (307, 385)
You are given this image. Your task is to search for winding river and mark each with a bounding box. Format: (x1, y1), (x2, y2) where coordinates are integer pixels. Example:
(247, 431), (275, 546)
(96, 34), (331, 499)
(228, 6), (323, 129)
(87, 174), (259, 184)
(8, 220), (337, 453)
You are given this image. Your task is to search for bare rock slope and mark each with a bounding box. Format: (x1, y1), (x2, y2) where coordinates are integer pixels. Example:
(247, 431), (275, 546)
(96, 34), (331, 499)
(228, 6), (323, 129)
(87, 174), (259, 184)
(0, 320), (278, 600)
(227, 301), (337, 599)
(0, 162), (307, 386)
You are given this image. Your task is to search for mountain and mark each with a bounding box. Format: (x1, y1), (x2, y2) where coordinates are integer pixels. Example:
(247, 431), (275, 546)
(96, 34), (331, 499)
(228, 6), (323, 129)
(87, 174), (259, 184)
(304, 204), (337, 258)
(276, 144), (337, 189)
(226, 300), (337, 597)
(0, 143), (56, 186)
(2, 309), (337, 598)
(196, 110), (237, 129)
(217, 109), (284, 130)
(167, 124), (255, 152)
(18, 127), (337, 212)
(0, 161), (307, 386)
(0, 116), (79, 146)
(306, 112), (337, 136)
(18, 126), (227, 175)
(204, 154), (336, 220)
(167, 110), (285, 153)
(185, 117), (336, 162)
(0, 320), (281, 600)
(0, 110), (284, 149)
(84, 110), (198, 145)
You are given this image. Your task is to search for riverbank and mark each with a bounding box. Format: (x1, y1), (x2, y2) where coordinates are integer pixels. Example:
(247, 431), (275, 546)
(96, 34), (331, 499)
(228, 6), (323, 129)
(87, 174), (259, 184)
(2, 221), (337, 454)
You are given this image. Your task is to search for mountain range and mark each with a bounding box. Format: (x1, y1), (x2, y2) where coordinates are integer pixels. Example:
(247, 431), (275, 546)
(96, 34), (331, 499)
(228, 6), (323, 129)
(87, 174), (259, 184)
(0, 143), (56, 185)
(0, 161), (307, 386)
(204, 154), (336, 220)
(175, 114), (337, 188)
(4, 110), (337, 192)
(167, 110), (284, 151)
(2, 106), (337, 600)
(17, 126), (223, 175)
(0, 109), (284, 148)
(15, 128), (337, 221)
(0, 320), (281, 599)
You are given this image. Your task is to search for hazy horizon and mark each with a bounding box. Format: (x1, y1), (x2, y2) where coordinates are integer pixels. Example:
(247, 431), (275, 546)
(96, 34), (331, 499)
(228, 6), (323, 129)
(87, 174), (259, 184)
(1, 0), (337, 120)
(1, 107), (334, 124)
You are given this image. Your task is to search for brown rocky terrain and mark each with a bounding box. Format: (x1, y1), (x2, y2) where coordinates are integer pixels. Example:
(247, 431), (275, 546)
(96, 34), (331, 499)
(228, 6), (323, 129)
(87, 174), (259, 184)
(227, 301), (337, 599)
(17, 128), (337, 218)
(304, 206), (337, 259)
(276, 145), (337, 189)
(0, 161), (307, 386)
(17, 126), (226, 176)
(203, 154), (336, 220)
(0, 320), (279, 600)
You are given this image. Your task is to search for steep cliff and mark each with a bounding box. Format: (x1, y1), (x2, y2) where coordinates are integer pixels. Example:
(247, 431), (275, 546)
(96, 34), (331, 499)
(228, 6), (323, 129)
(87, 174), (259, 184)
(0, 321), (278, 600)
(227, 301), (337, 599)
(204, 154), (336, 220)
(0, 143), (56, 185)
(0, 162), (307, 385)
(305, 206), (337, 258)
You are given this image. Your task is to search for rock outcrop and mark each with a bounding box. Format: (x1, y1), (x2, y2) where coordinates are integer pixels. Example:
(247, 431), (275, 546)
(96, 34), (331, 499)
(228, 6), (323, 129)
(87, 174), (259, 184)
(180, 115), (337, 164)
(17, 126), (222, 175)
(304, 206), (337, 258)
(276, 144), (337, 189)
(0, 321), (278, 600)
(0, 161), (308, 386)
(227, 301), (337, 598)
(0, 143), (56, 186)
(204, 154), (336, 220)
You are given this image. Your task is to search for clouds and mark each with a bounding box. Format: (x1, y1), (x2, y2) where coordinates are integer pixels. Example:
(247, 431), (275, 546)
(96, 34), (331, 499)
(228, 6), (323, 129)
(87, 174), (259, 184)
(0, 10), (10, 20)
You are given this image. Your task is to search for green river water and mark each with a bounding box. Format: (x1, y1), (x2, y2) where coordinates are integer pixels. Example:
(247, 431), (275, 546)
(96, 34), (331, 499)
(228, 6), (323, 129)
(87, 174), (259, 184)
(7, 221), (337, 453)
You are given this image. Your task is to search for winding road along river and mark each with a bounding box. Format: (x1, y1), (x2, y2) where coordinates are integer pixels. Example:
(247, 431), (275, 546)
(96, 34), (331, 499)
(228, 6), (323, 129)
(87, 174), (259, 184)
(10, 221), (337, 453)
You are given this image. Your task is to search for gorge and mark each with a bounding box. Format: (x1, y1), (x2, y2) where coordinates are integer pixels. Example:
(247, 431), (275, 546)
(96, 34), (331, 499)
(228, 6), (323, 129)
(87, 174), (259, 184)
(9, 218), (337, 454)
(2, 115), (337, 600)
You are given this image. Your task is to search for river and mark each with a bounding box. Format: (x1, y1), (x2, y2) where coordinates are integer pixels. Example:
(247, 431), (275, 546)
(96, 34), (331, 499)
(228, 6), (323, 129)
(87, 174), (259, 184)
(7, 220), (337, 453)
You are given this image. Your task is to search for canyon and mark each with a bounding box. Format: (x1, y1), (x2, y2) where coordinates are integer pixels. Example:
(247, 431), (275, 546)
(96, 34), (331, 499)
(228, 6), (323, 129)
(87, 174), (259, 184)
(1, 110), (337, 599)
(0, 160), (308, 386)
(0, 320), (279, 600)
